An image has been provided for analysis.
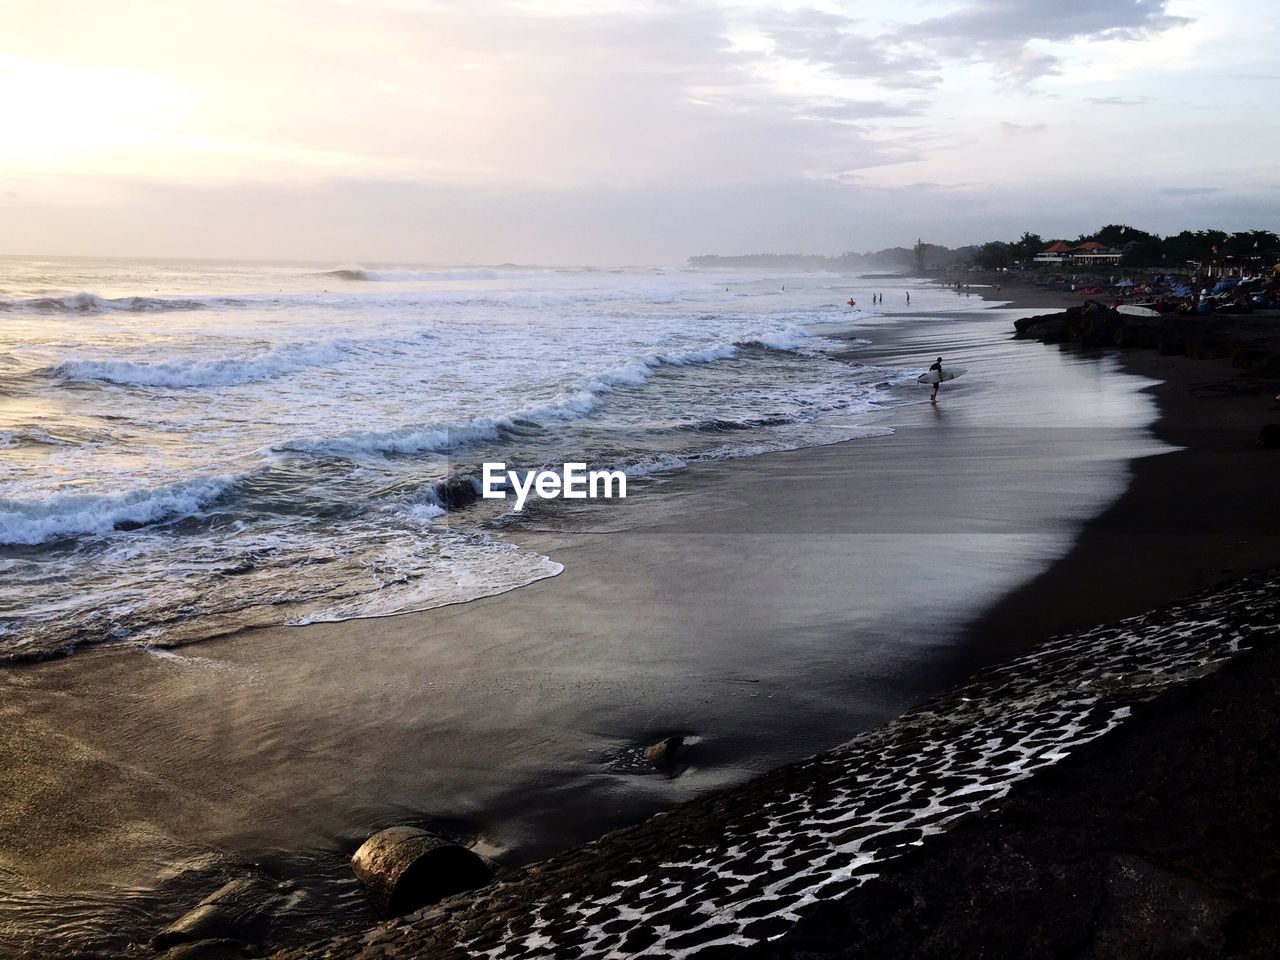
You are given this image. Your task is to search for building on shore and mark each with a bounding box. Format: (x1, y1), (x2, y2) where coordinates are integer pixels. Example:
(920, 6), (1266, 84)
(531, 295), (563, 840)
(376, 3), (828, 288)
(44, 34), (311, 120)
(1034, 241), (1124, 266)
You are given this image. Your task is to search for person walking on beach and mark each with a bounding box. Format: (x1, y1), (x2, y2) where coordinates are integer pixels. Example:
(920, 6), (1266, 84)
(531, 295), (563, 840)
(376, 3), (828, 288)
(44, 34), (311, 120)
(928, 356), (943, 404)
(906, 291), (911, 305)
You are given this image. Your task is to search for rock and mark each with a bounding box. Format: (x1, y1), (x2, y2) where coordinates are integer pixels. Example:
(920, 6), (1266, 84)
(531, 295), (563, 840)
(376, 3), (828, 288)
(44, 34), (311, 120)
(1012, 312), (1068, 340)
(1258, 424), (1280, 450)
(153, 876), (281, 950)
(154, 939), (249, 960)
(643, 735), (684, 769)
(351, 827), (492, 917)
(432, 474), (481, 510)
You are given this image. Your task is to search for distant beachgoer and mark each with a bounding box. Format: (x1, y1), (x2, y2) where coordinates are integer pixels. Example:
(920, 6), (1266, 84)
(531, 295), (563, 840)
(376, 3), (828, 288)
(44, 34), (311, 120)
(929, 357), (943, 403)
(906, 291), (911, 304)
(847, 298), (856, 307)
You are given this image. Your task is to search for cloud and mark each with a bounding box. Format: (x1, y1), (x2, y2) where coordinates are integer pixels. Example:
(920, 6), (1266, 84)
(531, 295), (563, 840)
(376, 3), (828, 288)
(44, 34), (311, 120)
(752, 8), (944, 90)
(898, 0), (1194, 83)
(747, 2), (1194, 90)
(1085, 96), (1148, 106)
(1, 0), (1272, 264)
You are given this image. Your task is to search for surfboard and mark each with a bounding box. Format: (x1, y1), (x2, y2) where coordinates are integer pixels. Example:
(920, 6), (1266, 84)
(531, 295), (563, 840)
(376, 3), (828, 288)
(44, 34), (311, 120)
(917, 366), (966, 385)
(1116, 304), (1161, 318)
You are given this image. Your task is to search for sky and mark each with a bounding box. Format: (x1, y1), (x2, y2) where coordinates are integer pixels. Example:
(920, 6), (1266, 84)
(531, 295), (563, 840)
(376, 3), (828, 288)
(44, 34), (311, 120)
(1, 0), (1277, 264)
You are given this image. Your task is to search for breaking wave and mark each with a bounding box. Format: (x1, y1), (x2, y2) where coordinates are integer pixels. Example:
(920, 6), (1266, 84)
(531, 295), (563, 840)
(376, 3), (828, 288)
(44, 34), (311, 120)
(282, 342), (746, 460)
(0, 292), (207, 313)
(46, 341), (355, 388)
(0, 426), (86, 448)
(319, 266), (555, 283)
(0, 474), (241, 546)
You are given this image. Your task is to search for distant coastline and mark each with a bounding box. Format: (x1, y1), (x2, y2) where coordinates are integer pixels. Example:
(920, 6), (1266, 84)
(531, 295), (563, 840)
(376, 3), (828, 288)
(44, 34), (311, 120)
(689, 222), (1279, 275)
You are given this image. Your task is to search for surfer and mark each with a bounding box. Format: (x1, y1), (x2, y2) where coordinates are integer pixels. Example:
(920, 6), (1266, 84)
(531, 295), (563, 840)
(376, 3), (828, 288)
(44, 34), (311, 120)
(928, 356), (943, 404)
(847, 297), (856, 307)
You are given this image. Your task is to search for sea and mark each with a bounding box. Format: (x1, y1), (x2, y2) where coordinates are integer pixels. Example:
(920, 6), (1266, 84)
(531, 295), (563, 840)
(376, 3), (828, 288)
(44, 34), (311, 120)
(0, 258), (926, 662)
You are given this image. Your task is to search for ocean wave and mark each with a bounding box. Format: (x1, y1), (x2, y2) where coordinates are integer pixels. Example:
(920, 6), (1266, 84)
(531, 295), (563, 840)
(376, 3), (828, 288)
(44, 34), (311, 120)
(282, 343), (746, 460)
(0, 474), (240, 546)
(319, 266), (555, 283)
(0, 292), (207, 313)
(0, 426), (83, 448)
(734, 324), (829, 352)
(46, 340), (355, 388)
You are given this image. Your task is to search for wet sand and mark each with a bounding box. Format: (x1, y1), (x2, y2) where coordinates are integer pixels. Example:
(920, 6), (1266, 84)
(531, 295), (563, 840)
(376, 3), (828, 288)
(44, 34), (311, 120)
(0, 290), (1190, 955)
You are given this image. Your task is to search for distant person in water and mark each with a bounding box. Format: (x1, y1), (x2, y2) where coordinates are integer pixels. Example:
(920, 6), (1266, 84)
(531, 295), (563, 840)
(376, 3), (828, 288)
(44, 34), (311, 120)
(906, 291), (911, 305)
(929, 356), (943, 404)
(847, 297), (856, 307)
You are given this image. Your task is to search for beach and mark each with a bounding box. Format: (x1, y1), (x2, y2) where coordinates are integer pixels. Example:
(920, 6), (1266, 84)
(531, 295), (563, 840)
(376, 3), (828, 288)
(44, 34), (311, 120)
(4, 1), (1277, 955)
(3, 278), (1279, 958)
(271, 288), (1280, 960)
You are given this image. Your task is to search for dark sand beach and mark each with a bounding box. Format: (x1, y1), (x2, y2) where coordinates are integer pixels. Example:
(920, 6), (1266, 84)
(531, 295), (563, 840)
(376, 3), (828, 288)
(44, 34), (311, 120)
(4, 285), (1279, 958)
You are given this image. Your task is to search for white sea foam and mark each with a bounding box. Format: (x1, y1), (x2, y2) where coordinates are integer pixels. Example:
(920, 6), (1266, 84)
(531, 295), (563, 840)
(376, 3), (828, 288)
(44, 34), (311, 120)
(283, 342), (750, 460)
(0, 473), (240, 545)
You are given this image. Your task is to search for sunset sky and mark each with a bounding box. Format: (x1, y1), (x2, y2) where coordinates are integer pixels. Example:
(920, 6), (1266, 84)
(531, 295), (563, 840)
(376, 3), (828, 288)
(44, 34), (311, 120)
(1, 0), (1276, 263)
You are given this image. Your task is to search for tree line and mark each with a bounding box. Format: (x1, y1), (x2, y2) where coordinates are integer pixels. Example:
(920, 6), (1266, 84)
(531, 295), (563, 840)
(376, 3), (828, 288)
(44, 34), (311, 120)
(689, 225), (1280, 273)
(973, 225), (1280, 270)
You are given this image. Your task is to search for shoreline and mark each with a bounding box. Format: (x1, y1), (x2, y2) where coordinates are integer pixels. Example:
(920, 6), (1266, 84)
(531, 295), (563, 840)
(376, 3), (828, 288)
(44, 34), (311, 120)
(944, 283), (1280, 666)
(278, 287), (1280, 958)
(5, 286), (1276, 958)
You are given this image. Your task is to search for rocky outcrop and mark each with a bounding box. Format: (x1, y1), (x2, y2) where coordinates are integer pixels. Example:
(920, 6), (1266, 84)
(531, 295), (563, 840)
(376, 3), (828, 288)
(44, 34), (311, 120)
(1014, 307), (1280, 376)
